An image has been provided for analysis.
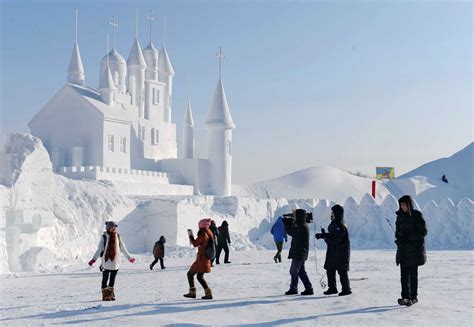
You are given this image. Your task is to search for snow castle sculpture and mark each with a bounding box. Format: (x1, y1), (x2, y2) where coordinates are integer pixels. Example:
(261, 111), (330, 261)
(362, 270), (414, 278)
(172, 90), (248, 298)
(28, 11), (235, 196)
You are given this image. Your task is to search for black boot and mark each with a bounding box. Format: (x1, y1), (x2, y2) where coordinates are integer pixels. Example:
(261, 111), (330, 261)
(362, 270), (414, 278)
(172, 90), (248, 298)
(398, 298), (413, 306)
(301, 288), (314, 296)
(323, 288), (338, 295)
(338, 290), (352, 296)
(285, 289), (298, 295)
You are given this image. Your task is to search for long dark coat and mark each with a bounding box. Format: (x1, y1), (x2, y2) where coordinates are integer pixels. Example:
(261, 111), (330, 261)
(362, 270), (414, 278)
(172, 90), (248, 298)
(395, 209), (427, 267)
(323, 220), (351, 271)
(189, 228), (213, 273)
(217, 224), (230, 246)
(285, 212), (310, 261)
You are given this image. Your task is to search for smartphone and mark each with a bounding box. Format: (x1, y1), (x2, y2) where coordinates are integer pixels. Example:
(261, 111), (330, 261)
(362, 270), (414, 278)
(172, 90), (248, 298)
(187, 229), (193, 236)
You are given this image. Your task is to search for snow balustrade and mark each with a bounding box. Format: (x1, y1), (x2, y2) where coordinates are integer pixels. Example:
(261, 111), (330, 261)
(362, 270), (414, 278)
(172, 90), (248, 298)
(55, 165), (172, 184)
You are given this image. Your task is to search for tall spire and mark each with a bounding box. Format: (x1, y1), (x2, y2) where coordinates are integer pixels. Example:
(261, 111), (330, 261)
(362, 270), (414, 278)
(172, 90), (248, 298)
(184, 74), (194, 126)
(68, 9), (85, 86)
(163, 16), (166, 46)
(135, 8), (138, 38)
(206, 47), (235, 129)
(216, 46), (225, 79)
(108, 16), (118, 49)
(100, 34), (114, 90)
(75, 9), (78, 43)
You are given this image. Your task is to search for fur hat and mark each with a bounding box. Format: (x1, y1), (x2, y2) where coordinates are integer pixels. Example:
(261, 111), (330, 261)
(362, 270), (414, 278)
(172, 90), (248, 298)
(198, 218), (211, 229)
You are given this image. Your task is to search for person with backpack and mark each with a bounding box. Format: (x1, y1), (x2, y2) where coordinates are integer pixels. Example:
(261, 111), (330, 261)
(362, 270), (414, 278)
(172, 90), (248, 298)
(183, 218), (214, 300)
(316, 204), (351, 296)
(216, 220), (231, 264)
(209, 220), (219, 267)
(395, 195), (427, 306)
(150, 235), (166, 270)
(271, 216), (288, 263)
(88, 221), (135, 301)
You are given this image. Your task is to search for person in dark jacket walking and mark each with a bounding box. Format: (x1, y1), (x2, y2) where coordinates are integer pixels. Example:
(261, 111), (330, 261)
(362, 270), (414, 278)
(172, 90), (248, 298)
(395, 195), (427, 306)
(271, 216), (287, 263)
(183, 218), (214, 300)
(150, 235), (166, 270)
(216, 220), (231, 264)
(316, 204), (351, 296)
(209, 220), (219, 267)
(283, 209), (313, 295)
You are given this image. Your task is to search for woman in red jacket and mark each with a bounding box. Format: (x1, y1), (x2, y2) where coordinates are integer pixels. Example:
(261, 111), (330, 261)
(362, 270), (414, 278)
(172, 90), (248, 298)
(183, 218), (214, 300)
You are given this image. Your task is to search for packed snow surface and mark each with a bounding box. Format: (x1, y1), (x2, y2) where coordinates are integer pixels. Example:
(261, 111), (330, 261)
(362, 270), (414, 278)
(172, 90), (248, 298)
(0, 250), (472, 326)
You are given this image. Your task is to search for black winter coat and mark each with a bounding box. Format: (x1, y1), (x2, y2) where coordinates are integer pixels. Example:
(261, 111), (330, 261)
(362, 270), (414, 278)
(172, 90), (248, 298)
(395, 210), (427, 267)
(285, 216), (310, 261)
(323, 220), (350, 271)
(217, 226), (230, 246)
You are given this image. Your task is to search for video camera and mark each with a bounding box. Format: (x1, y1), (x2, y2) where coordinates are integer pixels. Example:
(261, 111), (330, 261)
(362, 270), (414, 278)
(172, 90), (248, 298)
(281, 211), (314, 225)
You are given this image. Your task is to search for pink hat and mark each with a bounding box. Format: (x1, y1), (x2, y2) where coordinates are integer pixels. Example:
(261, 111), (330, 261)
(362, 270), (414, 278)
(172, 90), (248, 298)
(198, 218), (211, 229)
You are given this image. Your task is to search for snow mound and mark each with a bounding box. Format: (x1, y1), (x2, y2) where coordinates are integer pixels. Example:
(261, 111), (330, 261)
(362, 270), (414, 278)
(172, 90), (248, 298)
(399, 142), (473, 201)
(234, 166), (392, 203)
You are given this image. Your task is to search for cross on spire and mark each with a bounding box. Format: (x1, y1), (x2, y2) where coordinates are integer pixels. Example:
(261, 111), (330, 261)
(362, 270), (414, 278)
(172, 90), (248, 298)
(135, 8), (139, 38)
(216, 47), (225, 79)
(75, 9), (78, 43)
(145, 9), (155, 43)
(108, 16), (118, 49)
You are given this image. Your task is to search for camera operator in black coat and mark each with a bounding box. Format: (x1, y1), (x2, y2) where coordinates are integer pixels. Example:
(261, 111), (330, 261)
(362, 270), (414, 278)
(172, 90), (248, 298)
(395, 195), (427, 306)
(316, 204), (351, 296)
(283, 209), (313, 296)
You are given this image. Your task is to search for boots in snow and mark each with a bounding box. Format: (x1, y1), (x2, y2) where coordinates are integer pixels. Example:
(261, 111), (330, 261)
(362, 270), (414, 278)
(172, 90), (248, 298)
(411, 296), (418, 305)
(301, 288), (314, 296)
(398, 298), (413, 306)
(102, 288), (113, 301)
(183, 287), (197, 299)
(323, 288), (338, 295)
(273, 257), (278, 263)
(285, 289), (298, 295)
(108, 287), (116, 301)
(202, 288), (213, 300)
(338, 290), (352, 296)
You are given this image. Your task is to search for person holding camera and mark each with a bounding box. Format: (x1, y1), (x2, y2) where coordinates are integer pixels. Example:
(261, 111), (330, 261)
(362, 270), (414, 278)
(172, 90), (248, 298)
(283, 209), (313, 295)
(395, 195), (427, 306)
(316, 205), (351, 296)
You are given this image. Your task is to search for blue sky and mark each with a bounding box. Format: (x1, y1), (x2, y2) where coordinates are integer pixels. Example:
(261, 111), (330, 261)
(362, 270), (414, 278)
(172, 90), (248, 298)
(1, 0), (472, 184)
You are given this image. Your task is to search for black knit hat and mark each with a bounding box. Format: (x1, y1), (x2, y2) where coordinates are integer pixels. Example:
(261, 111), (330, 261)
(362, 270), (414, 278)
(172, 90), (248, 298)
(331, 205), (344, 221)
(398, 195), (414, 212)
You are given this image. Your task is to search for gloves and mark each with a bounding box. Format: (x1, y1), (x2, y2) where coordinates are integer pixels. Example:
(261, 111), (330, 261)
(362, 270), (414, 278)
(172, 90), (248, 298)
(129, 258), (136, 263)
(88, 259), (96, 266)
(315, 233), (323, 240)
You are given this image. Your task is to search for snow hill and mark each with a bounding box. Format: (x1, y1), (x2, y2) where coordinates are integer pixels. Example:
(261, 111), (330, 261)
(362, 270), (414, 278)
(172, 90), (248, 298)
(234, 143), (474, 207)
(233, 166), (392, 204)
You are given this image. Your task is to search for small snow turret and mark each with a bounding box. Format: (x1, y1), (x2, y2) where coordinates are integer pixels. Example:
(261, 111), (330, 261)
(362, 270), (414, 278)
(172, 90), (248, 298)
(127, 37), (147, 110)
(183, 98), (195, 159)
(68, 43), (85, 86)
(67, 12), (85, 86)
(100, 17), (126, 93)
(99, 36), (115, 106)
(158, 45), (174, 123)
(143, 10), (159, 81)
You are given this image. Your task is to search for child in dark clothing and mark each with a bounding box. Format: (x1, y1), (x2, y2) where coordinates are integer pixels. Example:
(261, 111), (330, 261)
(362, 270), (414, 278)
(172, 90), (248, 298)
(150, 236), (166, 270)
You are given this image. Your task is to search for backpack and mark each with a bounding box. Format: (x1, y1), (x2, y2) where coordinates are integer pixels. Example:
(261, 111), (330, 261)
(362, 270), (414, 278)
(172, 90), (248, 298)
(205, 234), (217, 260)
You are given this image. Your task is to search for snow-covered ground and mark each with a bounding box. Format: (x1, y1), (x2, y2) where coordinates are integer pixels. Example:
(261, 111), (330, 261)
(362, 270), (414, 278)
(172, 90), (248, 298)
(0, 249), (472, 326)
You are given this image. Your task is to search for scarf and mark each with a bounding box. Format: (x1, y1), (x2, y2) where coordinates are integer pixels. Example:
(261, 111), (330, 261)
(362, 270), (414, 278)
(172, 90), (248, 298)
(104, 231), (117, 262)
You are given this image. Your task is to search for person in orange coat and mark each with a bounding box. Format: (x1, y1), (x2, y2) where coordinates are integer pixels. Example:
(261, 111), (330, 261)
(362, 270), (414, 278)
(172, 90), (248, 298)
(183, 218), (214, 300)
